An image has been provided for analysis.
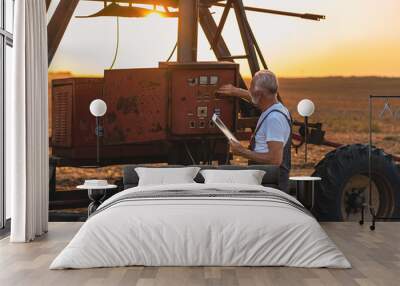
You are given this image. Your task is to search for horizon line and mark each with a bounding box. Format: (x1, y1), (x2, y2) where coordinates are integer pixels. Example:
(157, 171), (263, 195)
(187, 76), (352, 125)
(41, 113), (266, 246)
(48, 71), (400, 80)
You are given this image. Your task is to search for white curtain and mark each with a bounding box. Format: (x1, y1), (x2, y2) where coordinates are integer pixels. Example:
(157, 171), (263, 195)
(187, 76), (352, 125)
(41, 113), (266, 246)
(7, 0), (49, 242)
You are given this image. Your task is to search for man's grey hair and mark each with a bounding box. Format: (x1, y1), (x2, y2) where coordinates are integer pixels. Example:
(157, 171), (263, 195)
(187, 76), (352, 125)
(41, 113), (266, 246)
(252, 70), (279, 96)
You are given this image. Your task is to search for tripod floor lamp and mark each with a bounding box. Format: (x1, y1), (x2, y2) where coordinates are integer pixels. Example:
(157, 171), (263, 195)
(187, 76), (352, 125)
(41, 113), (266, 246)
(297, 99), (315, 163)
(89, 99), (108, 167)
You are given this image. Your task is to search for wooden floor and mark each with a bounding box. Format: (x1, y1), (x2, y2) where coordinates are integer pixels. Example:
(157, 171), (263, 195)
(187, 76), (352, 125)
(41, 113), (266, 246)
(0, 222), (399, 286)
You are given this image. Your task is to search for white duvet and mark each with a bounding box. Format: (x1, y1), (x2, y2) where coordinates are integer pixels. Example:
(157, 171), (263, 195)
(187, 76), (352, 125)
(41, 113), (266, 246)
(50, 183), (351, 269)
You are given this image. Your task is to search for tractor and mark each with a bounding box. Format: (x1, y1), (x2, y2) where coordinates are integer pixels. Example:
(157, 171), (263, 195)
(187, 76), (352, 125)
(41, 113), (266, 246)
(47, 0), (400, 222)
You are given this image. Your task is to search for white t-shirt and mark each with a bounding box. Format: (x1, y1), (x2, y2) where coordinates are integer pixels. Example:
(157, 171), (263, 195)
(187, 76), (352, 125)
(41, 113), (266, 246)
(253, 103), (291, 153)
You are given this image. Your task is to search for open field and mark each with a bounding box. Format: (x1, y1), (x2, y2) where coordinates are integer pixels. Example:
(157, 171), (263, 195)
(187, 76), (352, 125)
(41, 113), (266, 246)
(49, 74), (400, 191)
(279, 76), (400, 174)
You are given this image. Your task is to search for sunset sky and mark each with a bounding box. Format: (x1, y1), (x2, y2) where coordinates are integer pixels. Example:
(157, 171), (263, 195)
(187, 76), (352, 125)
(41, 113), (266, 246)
(48, 0), (400, 78)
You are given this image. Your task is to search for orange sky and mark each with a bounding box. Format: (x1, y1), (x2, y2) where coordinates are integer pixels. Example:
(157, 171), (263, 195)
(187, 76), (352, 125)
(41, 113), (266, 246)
(48, 0), (400, 78)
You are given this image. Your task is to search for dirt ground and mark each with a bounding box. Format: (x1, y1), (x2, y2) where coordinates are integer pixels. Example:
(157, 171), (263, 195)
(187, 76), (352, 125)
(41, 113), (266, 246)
(51, 75), (400, 191)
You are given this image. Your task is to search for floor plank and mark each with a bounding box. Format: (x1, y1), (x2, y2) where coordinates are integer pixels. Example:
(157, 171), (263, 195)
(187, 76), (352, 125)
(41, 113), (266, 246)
(0, 222), (399, 286)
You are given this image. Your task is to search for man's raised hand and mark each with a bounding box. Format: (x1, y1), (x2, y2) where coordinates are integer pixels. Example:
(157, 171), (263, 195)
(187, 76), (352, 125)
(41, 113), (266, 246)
(216, 84), (238, 97)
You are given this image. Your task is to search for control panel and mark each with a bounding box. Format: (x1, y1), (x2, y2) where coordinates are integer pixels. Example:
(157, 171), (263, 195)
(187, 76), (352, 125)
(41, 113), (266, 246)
(167, 63), (238, 136)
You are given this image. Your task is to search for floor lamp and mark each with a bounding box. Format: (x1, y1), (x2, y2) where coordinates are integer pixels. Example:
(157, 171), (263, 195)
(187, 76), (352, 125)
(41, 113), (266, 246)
(297, 99), (315, 164)
(89, 99), (107, 167)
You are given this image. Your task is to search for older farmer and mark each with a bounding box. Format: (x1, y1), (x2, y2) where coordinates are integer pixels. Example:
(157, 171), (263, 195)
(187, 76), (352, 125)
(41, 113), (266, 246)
(217, 70), (292, 193)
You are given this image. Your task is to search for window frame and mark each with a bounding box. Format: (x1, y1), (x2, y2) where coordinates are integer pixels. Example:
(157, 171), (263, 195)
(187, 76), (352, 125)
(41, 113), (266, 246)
(0, 0), (14, 230)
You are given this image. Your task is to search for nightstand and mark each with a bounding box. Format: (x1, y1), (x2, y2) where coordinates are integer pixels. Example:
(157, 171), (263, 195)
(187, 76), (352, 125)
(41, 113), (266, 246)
(77, 183), (117, 216)
(289, 176), (321, 210)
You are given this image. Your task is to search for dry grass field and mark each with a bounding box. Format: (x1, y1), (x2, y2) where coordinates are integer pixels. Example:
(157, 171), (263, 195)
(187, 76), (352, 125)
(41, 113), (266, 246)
(280, 76), (400, 173)
(49, 74), (400, 191)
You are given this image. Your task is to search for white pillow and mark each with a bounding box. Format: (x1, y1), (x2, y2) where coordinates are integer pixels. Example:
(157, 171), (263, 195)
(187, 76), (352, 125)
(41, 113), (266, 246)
(135, 167), (201, 186)
(200, 169), (266, 185)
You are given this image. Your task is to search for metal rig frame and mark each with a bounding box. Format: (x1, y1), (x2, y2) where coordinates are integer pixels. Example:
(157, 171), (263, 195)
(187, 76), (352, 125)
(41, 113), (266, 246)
(47, 0), (324, 76)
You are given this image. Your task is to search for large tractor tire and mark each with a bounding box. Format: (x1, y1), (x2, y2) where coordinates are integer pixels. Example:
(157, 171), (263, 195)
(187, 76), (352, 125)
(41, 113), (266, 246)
(312, 144), (400, 221)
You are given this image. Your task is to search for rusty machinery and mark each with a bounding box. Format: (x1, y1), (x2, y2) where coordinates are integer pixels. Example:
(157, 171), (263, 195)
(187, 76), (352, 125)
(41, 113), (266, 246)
(49, 0), (326, 167)
(52, 62), (239, 166)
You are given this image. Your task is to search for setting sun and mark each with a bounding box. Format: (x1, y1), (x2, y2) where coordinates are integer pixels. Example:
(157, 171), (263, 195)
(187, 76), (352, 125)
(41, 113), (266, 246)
(146, 11), (163, 19)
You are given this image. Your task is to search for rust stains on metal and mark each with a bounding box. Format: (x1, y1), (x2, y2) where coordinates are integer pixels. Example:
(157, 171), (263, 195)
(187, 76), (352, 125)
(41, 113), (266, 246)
(116, 96), (140, 114)
(51, 78), (104, 149)
(151, 123), (163, 133)
(106, 111), (117, 124)
(52, 63), (239, 164)
(139, 80), (161, 90)
(103, 68), (168, 144)
(106, 126), (126, 145)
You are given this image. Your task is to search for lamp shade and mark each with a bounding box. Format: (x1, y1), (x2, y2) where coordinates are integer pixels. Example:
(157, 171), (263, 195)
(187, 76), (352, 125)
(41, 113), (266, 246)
(90, 99), (107, 117)
(297, 99), (315, 117)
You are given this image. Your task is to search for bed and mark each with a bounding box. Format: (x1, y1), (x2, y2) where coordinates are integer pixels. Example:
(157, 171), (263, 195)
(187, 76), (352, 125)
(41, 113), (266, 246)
(50, 165), (350, 269)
